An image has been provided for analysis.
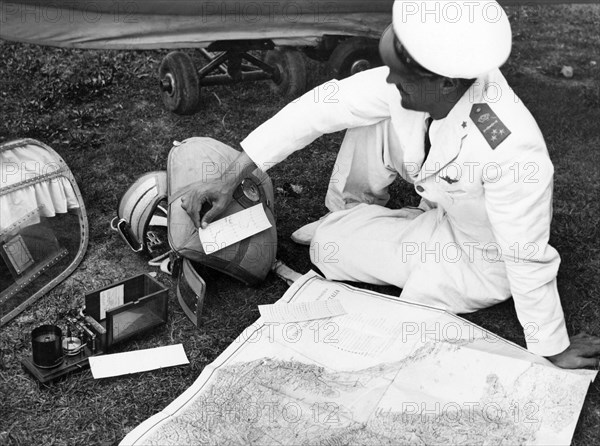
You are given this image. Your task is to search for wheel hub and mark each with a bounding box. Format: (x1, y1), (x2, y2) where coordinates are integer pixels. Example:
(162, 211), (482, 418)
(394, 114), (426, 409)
(270, 63), (283, 85)
(160, 73), (175, 96)
(350, 59), (372, 75)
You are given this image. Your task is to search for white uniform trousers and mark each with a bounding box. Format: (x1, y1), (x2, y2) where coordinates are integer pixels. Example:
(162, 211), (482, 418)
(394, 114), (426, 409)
(311, 121), (511, 314)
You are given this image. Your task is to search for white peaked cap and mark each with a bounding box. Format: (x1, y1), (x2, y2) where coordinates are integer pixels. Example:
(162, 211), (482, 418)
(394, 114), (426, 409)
(389, 0), (512, 78)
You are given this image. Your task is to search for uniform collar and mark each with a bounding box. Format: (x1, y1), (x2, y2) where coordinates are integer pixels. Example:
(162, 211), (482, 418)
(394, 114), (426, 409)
(414, 69), (503, 181)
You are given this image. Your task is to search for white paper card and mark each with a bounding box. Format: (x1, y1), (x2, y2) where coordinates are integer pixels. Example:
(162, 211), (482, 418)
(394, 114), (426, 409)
(99, 284), (124, 320)
(197, 204), (271, 254)
(89, 344), (189, 379)
(258, 299), (346, 323)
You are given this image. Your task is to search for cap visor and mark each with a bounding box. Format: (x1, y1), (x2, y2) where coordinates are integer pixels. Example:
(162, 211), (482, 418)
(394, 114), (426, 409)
(379, 25), (405, 74)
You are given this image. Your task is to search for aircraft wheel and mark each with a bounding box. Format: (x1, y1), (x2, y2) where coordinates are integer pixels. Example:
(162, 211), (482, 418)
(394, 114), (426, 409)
(265, 47), (307, 98)
(328, 38), (382, 80)
(158, 51), (200, 115)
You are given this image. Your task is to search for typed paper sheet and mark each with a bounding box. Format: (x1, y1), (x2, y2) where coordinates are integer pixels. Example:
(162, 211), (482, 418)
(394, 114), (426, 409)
(197, 204), (271, 253)
(258, 299), (347, 323)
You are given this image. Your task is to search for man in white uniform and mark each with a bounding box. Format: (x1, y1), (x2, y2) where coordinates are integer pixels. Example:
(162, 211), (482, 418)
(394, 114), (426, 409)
(181, 1), (600, 368)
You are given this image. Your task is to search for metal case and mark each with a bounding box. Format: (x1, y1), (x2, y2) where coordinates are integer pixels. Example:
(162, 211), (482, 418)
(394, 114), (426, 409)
(21, 274), (168, 383)
(85, 274), (168, 347)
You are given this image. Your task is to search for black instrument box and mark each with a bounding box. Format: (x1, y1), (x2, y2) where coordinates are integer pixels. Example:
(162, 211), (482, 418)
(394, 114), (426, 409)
(22, 274), (168, 383)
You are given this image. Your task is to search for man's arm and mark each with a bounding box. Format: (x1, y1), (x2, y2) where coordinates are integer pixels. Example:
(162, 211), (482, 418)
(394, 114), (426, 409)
(484, 141), (600, 368)
(241, 67), (394, 172)
(183, 67), (395, 226)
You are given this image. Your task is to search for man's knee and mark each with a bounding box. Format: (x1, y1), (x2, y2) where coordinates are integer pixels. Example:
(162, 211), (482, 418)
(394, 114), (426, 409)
(309, 223), (343, 274)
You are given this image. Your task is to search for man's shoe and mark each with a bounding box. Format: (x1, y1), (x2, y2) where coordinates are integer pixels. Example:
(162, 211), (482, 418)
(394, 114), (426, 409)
(290, 217), (328, 245)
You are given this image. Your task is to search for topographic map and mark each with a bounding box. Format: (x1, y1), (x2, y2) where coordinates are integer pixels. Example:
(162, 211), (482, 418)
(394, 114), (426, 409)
(121, 272), (596, 446)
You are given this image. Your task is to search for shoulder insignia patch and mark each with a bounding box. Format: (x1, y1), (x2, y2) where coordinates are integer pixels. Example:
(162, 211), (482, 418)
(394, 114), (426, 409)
(469, 103), (511, 149)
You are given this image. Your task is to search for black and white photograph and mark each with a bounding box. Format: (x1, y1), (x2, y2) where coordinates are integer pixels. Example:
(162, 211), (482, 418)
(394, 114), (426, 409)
(1, 1), (599, 444)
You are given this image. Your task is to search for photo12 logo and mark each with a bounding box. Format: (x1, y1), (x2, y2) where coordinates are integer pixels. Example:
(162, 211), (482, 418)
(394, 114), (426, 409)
(237, 320), (340, 345)
(199, 399), (340, 425)
(1, 1), (141, 24)
(197, 1), (340, 24)
(397, 400), (540, 425)
(397, 1), (506, 24)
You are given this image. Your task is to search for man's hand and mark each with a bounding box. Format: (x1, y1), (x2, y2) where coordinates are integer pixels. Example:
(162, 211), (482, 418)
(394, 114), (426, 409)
(180, 150), (259, 229)
(180, 182), (235, 229)
(546, 332), (600, 369)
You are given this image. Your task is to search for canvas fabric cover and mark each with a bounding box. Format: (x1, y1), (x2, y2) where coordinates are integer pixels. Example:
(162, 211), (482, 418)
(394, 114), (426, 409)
(0, 0), (393, 49)
(167, 137), (277, 286)
(0, 139), (88, 326)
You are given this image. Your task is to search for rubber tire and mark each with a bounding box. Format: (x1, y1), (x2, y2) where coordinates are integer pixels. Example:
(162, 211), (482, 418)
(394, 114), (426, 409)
(265, 47), (307, 98)
(158, 51), (200, 115)
(328, 38), (382, 80)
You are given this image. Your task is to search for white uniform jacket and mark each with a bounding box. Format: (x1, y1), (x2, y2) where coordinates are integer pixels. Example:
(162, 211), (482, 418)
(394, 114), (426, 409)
(241, 67), (569, 356)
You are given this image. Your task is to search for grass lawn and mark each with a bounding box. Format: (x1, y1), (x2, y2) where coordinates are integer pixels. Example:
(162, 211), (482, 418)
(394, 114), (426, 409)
(1, 4), (599, 445)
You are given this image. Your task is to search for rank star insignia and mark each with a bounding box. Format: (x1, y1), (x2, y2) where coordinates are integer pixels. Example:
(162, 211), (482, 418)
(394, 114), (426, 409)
(469, 103), (511, 149)
(461, 121), (467, 128)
